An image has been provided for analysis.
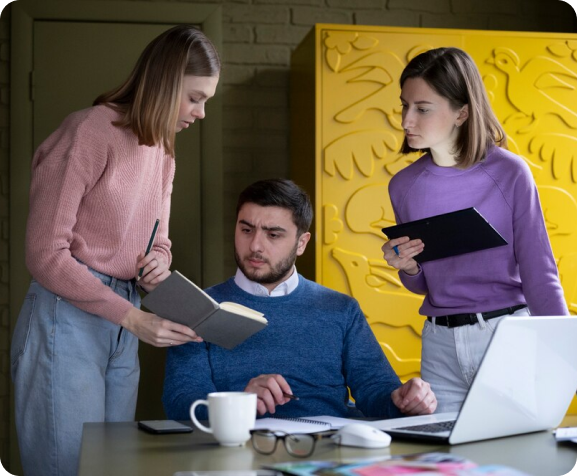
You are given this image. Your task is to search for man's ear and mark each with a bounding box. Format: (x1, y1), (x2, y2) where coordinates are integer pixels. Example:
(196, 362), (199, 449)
(296, 232), (311, 256)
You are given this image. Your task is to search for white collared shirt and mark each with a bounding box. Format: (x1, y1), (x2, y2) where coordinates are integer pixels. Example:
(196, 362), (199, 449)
(234, 266), (299, 297)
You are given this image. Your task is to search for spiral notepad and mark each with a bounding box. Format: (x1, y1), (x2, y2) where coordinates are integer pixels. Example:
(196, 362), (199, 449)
(253, 417), (333, 434)
(281, 417), (332, 425)
(254, 416), (356, 434)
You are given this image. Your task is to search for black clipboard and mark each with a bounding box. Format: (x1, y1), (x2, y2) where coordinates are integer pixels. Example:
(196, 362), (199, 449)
(381, 207), (507, 263)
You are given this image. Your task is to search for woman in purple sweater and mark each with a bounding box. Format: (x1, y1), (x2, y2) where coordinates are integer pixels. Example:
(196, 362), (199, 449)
(11, 26), (219, 476)
(381, 47), (568, 413)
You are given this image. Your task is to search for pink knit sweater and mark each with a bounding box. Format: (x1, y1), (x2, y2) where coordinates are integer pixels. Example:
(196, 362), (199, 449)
(26, 105), (175, 324)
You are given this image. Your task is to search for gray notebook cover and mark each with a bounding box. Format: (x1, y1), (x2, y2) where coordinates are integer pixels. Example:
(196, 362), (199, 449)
(141, 271), (267, 349)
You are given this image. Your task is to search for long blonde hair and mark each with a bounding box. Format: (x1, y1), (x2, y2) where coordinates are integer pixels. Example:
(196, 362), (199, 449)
(94, 25), (220, 157)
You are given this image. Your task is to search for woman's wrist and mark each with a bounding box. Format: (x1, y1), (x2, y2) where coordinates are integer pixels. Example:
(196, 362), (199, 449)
(403, 264), (421, 276)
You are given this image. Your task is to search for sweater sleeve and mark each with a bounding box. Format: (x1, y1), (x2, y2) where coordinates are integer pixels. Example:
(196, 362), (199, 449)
(150, 169), (174, 268)
(511, 162), (569, 315)
(25, 112), (133, 324)
(163, 342), (217, 421)
(399, 268), (428, 296)
(342, 299), (403, 419)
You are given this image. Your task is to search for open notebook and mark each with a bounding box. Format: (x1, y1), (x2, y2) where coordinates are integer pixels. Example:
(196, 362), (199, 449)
(142, 271), (267, 349)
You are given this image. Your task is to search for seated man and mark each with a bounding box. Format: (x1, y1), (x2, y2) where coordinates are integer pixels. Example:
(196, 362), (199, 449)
(163, 179), (437, 421)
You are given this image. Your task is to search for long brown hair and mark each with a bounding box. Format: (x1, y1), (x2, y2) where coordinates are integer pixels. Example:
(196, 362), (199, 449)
(94, 25), (220, 157)
(399, 47), (506, 168)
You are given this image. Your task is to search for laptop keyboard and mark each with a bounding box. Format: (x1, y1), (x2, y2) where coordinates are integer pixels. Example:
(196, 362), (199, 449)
(395, 420), (456, 433)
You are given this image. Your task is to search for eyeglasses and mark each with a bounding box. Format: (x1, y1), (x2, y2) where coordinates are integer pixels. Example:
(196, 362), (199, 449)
(251, 430), (334, 458)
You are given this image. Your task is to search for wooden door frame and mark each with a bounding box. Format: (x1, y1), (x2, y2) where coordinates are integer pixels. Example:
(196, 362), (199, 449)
(9, 0), (223, 469)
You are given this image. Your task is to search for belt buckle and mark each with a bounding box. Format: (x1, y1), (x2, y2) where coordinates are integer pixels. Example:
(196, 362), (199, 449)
(447, 313), (475, 328)
(446, 316), (460, 329)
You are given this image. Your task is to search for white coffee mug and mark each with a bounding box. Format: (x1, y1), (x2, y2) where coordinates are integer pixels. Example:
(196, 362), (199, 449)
(190, 392), (257, 446)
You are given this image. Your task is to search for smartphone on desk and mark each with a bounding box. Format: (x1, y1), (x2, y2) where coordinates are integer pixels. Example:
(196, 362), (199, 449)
(138, 420), (193, 434)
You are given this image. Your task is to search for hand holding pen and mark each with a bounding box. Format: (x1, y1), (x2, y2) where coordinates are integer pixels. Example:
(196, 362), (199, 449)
(381, 236), (423, 276)
(136, 219), (170, 292)
(122, 218), (203, 346)
(244, 374), (298, 416)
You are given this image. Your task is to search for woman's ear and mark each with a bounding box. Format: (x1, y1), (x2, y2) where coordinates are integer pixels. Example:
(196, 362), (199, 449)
(457, 104), (469, 126)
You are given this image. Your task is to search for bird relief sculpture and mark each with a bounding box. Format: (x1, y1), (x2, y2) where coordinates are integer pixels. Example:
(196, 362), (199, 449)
(322, 43), (432, 181)
(331, 247), (422, 378)
(486, 47), (577, 133)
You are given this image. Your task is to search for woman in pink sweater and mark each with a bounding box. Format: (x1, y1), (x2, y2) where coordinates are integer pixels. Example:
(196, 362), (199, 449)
(11, 25), (220, 476)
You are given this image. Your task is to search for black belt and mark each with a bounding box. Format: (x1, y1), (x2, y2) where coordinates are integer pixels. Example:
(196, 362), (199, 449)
(427, 304), (527, 328)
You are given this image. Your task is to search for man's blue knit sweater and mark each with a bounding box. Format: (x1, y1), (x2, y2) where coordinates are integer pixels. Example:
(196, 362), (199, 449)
(163, 275), (403, 421)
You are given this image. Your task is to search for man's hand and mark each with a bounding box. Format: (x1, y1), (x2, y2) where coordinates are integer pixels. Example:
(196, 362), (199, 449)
(244, 374), (295, 416)
(391, 377), (437, 415)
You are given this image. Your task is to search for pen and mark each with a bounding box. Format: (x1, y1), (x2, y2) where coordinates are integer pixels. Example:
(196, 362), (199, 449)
(283, 392), (299, 401)
(393, 245), (399, 256)
(137, 219), (160, 281)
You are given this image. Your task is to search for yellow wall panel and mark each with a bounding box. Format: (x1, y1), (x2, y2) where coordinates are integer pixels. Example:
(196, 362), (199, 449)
(291, 25), (577, 393)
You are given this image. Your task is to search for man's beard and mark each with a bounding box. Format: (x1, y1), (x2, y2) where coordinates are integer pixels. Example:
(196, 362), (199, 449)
(235, 242), (298, 285)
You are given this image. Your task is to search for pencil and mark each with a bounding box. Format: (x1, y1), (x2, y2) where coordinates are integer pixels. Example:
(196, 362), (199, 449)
(137, 219), (160, 281)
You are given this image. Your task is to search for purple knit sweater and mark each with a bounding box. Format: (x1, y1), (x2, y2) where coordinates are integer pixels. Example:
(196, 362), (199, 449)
(25, 105), (175, 324)
(388, 145), (568, 317)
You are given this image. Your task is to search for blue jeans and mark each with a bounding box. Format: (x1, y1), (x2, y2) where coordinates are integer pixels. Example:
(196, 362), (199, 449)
(11, 268), (140, 476)
(421, 307), (531, 414)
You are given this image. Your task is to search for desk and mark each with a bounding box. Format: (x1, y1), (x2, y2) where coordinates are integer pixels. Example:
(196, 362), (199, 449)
(78, 416), (577, 476)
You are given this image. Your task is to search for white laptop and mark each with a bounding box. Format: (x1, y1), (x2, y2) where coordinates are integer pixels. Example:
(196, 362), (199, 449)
(372, 315), (577, 444)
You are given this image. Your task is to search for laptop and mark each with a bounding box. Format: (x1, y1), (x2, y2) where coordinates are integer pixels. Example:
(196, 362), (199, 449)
(374, 316), (577, 444)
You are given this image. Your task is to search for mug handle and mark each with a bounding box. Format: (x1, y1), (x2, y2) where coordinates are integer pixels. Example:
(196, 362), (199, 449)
(190, 399), (212, 433)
